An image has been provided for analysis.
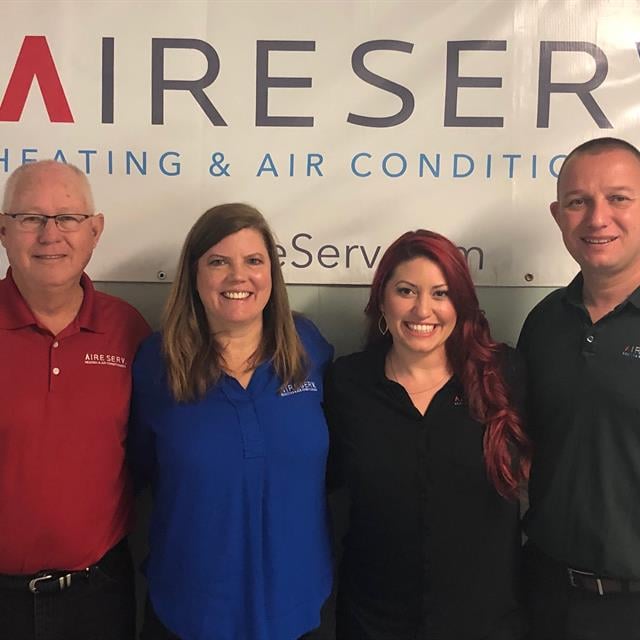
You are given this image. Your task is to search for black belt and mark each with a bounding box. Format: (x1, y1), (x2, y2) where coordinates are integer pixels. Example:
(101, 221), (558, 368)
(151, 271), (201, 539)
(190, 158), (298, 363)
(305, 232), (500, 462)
(0, 567), (95, 594)
(567, 567), (640, 596)
(0, 539), (126, 595)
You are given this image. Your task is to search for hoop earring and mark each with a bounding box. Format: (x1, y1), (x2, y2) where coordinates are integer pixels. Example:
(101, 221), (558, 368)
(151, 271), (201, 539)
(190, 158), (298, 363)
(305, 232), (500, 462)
(378, 314), (388, 335)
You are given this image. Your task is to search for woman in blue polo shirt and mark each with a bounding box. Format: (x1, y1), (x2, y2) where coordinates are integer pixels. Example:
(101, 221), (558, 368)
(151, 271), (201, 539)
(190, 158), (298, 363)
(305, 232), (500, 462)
(130, 203), (333, 640)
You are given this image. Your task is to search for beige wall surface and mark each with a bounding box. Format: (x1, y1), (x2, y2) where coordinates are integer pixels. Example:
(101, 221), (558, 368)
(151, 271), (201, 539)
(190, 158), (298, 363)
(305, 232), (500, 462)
(95, 282), (558, 355)
(98, 281), (558, 636)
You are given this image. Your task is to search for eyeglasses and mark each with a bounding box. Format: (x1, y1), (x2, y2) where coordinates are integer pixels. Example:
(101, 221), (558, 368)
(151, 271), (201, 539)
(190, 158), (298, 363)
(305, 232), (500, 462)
(2, 213), (93, 232)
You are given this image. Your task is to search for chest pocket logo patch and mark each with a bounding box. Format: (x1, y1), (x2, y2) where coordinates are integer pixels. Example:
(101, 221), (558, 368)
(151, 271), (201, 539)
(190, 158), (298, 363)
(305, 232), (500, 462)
(622, 345), (640, 359)
(84, 352), (128, 368)
(279, 380), (318, 397)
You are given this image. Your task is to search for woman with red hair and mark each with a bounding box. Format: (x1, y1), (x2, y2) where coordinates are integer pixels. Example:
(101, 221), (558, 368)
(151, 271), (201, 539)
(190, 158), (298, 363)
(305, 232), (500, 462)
(325, 229), (530, 640)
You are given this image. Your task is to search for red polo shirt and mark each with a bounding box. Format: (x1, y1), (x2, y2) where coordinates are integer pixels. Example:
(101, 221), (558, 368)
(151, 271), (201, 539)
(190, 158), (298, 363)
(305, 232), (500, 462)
(0, 269), (150, 574)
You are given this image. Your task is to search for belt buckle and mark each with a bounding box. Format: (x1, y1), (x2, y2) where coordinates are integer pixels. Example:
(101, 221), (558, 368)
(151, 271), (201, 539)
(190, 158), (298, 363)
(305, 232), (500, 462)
(28, 573), (53, 594)
(28, 572), (75, 594)
(567, 567), (605, 596)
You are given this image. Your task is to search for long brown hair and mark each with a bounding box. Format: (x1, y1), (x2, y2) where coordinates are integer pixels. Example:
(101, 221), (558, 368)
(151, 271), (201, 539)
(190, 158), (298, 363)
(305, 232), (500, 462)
(365, 229), (530, 499)
(162, 203), (307, 402)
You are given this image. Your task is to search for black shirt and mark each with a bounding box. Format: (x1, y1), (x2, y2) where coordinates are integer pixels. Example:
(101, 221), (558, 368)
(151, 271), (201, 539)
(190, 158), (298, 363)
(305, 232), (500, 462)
(325, 343), (525, 640)
(518, 273), (640, 578)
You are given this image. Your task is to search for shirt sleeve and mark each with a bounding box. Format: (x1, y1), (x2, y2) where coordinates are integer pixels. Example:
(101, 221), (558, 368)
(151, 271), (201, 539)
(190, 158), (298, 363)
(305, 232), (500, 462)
(127, 336), (159, 494)
(323, 361), (347, 493)
(515, 312), (536, 439)
(516, 307), (532, 356)
(501, 345), (527, 419)
(294, 313), (334, 373)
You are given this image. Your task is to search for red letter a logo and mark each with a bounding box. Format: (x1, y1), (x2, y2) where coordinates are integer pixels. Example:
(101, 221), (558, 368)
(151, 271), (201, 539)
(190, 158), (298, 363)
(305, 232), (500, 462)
(0, 36), (73, 122)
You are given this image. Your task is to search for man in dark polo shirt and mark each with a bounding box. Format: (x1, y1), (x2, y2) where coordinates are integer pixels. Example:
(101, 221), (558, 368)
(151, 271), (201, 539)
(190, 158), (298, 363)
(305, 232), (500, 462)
(0, 160), (150, 639)
(518, 137), (640, 640)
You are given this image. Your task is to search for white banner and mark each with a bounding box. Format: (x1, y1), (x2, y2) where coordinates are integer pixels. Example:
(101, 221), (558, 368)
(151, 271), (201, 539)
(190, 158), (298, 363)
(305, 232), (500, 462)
(1, 0), (639, 285)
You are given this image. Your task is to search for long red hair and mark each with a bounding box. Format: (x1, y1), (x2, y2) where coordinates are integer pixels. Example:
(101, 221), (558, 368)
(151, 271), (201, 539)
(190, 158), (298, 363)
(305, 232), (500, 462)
(365, 230), (530, 499)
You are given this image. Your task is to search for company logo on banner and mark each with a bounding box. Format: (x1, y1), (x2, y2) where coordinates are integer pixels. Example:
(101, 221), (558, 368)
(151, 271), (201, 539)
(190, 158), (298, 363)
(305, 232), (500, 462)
(0, 1), (638, 285)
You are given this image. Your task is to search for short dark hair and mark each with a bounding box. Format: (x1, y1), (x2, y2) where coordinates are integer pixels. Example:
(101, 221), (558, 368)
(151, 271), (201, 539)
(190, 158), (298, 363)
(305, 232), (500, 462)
(556, 137), (640, 196)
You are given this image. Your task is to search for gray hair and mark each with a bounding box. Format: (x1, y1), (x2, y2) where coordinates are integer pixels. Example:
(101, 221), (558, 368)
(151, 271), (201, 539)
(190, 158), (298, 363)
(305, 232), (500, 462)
(2, 160), (95, 213)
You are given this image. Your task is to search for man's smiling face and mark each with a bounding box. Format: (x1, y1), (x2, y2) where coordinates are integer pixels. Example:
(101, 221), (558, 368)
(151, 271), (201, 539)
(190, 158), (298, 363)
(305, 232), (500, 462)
(551, 148), (640, 281)
(0, 163), (103, 293)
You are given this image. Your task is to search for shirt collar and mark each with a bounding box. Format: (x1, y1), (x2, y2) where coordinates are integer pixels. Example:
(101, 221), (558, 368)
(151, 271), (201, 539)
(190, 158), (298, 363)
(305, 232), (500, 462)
(563, 272), (584, 308)
(628, 285), (640, 309)
(368, 339), (462, 392)
(0, 269), (37, 329)
(366, 339), (393, 386)
(563, 271), (640, 312)
(75, 273), (104, 332)
(0, 268), (102, 333)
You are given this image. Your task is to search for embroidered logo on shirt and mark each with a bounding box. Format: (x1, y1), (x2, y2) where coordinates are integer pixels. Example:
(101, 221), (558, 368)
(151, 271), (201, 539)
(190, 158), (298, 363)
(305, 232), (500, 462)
(622, 345), (640, 359)
(84, 352), (127, 368)
(279, 380), (318, 397)
(453, 395), (464, 406)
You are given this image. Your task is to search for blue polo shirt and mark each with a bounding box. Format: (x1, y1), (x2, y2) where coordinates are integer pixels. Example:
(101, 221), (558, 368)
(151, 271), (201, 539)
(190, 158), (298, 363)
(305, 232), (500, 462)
(129, 316), (333, 640)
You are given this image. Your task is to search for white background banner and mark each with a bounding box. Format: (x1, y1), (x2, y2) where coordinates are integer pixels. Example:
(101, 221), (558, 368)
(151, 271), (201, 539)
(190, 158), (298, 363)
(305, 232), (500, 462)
(1, 0), (640, 285)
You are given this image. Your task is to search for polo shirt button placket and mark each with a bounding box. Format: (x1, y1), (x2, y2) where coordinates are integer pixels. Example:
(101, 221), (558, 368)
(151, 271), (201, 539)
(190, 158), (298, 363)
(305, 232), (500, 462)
(50, 339), (61, 390)
(583, 332), (596, 357)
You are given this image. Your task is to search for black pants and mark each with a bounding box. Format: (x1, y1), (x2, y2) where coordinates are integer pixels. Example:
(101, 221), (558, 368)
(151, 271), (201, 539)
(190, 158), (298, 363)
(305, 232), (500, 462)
(141, 596), (318, 640)
(523, 542), (640, 640)
(0, 540), (135, 640)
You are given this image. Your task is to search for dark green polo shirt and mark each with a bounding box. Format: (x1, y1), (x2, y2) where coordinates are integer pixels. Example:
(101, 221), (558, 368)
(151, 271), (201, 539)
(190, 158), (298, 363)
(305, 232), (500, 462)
(518, 274), (640, 578)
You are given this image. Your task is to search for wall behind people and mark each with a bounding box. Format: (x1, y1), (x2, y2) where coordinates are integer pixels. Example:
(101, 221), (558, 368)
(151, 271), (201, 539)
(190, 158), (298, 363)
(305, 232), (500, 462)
(101, 278), (553, 639)
(4, 1), (638, 296)
(95, 282), (554, 354)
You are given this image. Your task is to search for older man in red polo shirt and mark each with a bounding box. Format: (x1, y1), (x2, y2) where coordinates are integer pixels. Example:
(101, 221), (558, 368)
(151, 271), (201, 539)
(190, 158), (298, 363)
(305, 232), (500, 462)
(0, 161), (150, 640)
